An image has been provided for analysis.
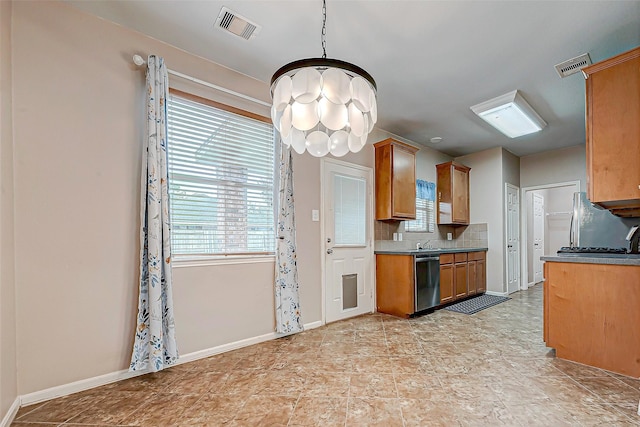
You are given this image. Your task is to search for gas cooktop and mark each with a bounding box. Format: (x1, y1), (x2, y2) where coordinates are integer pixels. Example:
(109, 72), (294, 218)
(557, 247), (628, 254)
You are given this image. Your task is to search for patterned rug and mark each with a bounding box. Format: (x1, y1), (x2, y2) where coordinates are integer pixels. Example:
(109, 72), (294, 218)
(443, 294), (511, 315)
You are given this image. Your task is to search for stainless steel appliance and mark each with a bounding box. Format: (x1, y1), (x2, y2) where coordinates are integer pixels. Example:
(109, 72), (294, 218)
(415, 254), (440, 312)
(570, 192), (639, 250)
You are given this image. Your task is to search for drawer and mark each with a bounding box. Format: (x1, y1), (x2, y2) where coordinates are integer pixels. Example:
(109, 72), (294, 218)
(468, 251), (486, 261)
(454, 252), (468, 262)
(440, 253), (454, 264)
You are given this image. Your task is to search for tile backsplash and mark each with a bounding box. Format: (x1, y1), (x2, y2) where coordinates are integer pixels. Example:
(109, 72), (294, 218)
(374, 222), (488, 251)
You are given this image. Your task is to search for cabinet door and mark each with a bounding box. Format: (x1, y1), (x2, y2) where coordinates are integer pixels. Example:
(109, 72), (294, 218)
(467, 260), (477, 296)
(454, 262), (468, 299)
(476, 259), (486, 293)
(375, 255), (414, 318)
(392, 146), (417, 218)
(452, 166), (469, 224)
(439, 263), (454, 304)
(585, 47), (640, 209)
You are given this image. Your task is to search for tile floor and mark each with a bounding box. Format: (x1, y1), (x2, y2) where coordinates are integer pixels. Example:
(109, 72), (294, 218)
(12, 284), (640, 426)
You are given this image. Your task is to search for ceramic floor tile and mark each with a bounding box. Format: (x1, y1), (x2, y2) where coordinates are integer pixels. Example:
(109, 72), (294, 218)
(346, 397), (404, 427)
(288, 396), (348, 426)
(301, 372), (350, 397)
(15, 392), (106, 423)
(399, 398), (461, 427)
(228, 395), (296, 427)
(181, 394), (247, 425)
(349, 373), (397, 398)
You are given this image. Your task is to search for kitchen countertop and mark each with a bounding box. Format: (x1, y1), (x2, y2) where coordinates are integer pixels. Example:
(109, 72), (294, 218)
(375, 247), (488, 255)
(541, 254), (640, 266)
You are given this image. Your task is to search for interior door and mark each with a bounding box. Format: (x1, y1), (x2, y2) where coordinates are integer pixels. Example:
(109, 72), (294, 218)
(533, 193), (545, 283)
(506, 184), (521, 294)
(323, 160), (374, 323)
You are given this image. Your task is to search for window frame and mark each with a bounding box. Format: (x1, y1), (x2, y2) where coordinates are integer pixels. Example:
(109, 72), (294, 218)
(166, 89), (276, 260)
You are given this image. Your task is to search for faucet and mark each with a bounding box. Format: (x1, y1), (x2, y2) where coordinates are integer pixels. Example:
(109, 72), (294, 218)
(416, 242), (422, 250)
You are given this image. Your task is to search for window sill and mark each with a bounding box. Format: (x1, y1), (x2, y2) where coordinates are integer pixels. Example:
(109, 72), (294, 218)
(172, 254), (276, 268)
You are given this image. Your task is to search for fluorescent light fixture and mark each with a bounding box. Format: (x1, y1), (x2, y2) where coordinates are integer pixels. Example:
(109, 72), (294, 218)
(470, 90), (547, 138)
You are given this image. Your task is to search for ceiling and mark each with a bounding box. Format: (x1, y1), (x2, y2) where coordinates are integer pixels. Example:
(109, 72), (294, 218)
(65, 0), (640, 157)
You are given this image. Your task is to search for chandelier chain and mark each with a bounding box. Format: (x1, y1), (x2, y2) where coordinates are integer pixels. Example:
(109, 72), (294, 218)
(321, 0), (327, 59)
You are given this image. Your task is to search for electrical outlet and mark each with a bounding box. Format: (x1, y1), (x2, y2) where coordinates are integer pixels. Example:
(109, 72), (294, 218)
(393, 233), (398, 241)
(447, 232), (453, 240)
(311, 210), (319, 221)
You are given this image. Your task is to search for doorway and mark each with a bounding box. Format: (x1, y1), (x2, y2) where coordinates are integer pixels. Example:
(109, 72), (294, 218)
(521, 181), (580, 289)
(505, 183), (521, 294)
(321, 159), (374, 324)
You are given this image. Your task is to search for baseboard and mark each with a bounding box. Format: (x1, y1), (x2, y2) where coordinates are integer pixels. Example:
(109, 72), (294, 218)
(20, 319), (324, 407)
(20, 367), (148, 406)
(0, 396), (21, 427)
(485, 290), (509, 297)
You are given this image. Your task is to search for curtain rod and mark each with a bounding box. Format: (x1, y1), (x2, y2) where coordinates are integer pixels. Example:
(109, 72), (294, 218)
(132, 54), (270, 107)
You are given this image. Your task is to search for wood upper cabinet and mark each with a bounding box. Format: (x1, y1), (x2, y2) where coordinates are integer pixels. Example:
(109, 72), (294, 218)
(439, 254), (455, 305)
(375, 254), (414, 318)
(436, 161), (471, 225)
(374, 139), (419, 220)
(583, 46), (640, 214)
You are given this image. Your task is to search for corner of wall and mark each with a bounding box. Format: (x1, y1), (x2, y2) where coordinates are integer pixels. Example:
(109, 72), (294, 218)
(0, 0), (18, 422)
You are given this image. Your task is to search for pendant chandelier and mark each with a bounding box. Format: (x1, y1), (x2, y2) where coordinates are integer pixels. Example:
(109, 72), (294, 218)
(270, 0), (377, 157)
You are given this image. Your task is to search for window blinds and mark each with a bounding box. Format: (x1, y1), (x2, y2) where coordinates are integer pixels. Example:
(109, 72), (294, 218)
(166, 93), (275, 255)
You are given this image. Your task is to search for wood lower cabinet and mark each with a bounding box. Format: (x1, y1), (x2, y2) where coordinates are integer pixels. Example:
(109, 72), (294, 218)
(583, 46), (640, 212)
(439, 251), (485, 305)
(454, 253), (468, 299)
(375, 254), (414, 318)
(436, 161), (471, 225)
(544, 261), (640, 377)
(374, 139), (419, 220)
(439, 255), (455, 305)
(468, 251), (486, 295)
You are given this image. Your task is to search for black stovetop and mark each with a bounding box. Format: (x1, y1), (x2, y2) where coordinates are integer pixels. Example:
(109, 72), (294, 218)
(557, 246), (628, 254)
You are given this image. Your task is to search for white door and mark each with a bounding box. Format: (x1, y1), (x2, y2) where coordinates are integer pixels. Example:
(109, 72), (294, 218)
(506, 184), (521, 294)
(532, 193), (545, 284)
(322, 159), (374, 323)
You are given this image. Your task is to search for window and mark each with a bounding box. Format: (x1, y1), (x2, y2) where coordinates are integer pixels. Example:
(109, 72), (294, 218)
(405, 180), (436, 233)
(166, 90), (275, 256)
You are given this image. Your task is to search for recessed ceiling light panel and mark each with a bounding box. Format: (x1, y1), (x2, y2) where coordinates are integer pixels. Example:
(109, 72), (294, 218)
(470, 90), (547, 138)
(215, 7), (261, 40)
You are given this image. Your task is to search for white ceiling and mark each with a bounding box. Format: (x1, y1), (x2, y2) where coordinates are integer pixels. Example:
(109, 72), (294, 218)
(65, 0), (640, 157)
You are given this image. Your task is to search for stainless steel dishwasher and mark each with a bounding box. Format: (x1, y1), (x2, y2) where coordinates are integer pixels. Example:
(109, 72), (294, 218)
(414, 254), (440, 312)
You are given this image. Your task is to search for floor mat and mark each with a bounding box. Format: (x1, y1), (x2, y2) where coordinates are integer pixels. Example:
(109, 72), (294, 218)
(443, 294), (510, 315)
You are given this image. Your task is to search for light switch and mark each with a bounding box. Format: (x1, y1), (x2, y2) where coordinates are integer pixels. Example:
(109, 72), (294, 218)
(312, 209), (319, 221)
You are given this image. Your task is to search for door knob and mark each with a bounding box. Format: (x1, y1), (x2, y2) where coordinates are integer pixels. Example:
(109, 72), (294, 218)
(327, 249), (333, 254)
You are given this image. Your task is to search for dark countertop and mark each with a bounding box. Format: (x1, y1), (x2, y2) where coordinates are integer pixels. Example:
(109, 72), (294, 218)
(375, 247), (488, 256)
(541, 254), (640, 266)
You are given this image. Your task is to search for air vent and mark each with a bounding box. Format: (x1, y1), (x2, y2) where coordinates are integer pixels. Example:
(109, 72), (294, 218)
(554, 53), (592, 78)
(215, 7), (261, 40)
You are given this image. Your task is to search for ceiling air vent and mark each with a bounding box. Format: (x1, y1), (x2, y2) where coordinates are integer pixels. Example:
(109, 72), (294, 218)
(554, 53), (592, 78)
(215, 7), (261, 40)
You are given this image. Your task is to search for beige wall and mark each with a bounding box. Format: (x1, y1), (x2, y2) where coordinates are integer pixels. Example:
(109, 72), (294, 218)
(520, 145), (586, 190)
(1, 0), (18, 418)
(456, 147), (505, 293)
(10, 1), (378, 396)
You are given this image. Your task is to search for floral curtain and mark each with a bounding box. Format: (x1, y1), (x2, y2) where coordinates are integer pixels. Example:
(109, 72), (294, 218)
(274, 144), (303, 334)
(130, 55), (178, 372)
